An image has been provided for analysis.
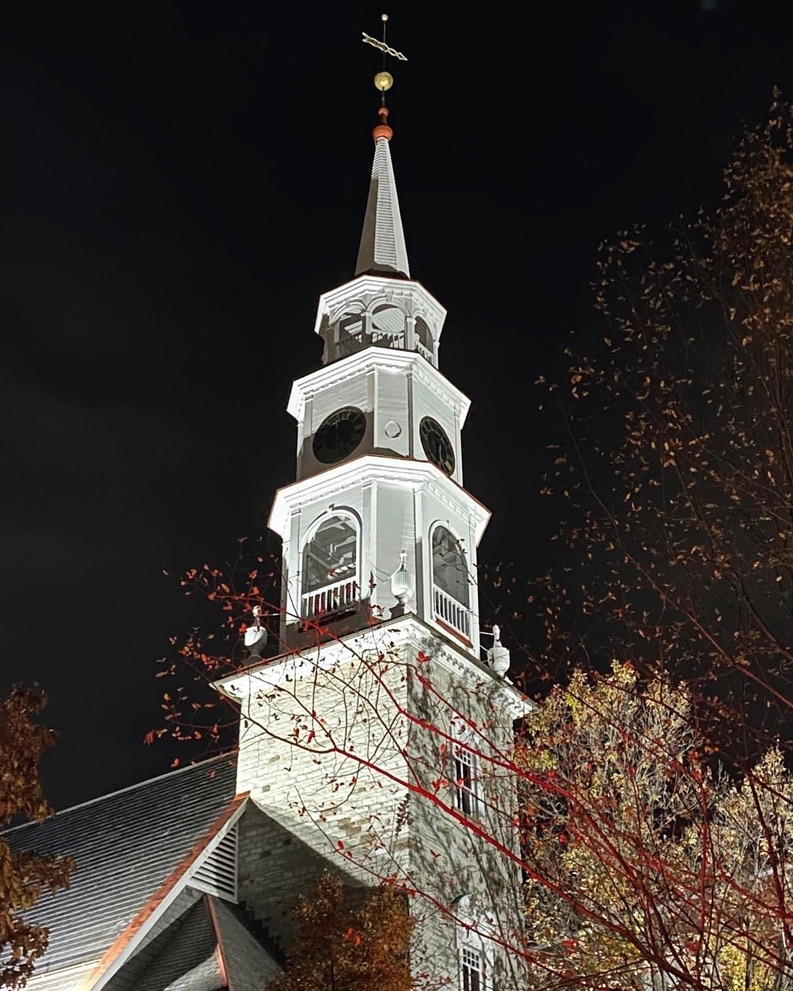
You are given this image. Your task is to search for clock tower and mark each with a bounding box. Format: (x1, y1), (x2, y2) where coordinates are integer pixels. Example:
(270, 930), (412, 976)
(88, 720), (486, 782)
(218, 74), (528, 991)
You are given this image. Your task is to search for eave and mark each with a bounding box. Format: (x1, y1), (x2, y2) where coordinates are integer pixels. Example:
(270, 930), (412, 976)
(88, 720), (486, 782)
(267, 454), (491, 542)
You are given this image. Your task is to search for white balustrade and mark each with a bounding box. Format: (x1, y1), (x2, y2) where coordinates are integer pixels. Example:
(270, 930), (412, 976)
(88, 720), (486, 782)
(432, 584), (471, 640)
(416, 340), (433, 363)
(302, 578), (359, 620)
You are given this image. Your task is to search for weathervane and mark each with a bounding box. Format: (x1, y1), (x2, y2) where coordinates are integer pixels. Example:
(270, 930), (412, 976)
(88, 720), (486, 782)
(362, 13), (407, 105)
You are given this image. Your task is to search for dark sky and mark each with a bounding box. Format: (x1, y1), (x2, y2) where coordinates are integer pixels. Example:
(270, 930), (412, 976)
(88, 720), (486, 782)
(3, 0), (793, 810)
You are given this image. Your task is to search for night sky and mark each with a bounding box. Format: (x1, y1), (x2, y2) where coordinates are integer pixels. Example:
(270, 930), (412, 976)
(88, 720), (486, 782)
(3, 1), (793, 810)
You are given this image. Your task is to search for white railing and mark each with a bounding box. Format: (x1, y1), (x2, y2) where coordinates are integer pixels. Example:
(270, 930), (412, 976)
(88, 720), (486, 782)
(302, 578), (359, 621)
(372, 331), (405, 350)
(433, 584), (471, 640)
(416, 339), (434, 363)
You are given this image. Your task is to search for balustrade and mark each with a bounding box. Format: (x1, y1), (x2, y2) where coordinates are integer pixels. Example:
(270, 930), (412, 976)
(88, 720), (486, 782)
(433, 584), (471, 640)
(302, 578), (359, 620)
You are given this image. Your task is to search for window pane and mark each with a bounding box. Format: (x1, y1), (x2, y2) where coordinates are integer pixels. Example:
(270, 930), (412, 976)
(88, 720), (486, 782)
(462, 947), (483, 991)
(454, 746), (479, 818)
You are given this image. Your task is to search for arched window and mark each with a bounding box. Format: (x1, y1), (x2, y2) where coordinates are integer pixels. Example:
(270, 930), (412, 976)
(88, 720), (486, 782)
(454, 896), (494, 991)
(432, 526), (469, 605)
(431, 525), (471, 639)
(301, 514), (359, 619)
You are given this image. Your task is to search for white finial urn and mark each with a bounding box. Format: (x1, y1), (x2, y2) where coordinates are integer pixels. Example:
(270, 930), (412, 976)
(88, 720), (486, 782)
(390, 550), (413, 607)
(487, 624), (510, 676)
(243, 605), (268, 659)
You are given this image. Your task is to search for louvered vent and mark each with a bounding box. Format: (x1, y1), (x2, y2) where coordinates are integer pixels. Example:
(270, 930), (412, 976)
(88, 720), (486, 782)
(190, 824), (238, 902)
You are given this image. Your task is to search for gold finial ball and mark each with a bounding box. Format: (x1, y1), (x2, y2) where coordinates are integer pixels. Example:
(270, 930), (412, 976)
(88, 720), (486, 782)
(374, 70), (393, 92)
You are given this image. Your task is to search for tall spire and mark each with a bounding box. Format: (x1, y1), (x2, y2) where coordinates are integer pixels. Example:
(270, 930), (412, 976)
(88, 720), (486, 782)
(355, 108), (410, 279)
(356, 15), (410, 279)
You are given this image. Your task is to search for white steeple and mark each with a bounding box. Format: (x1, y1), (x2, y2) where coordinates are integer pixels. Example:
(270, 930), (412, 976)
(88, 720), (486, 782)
(355, 108), (410, 279)
(263, 98), (491, 652)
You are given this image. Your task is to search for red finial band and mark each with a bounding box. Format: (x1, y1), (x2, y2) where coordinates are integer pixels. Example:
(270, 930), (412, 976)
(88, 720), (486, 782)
(373, 106), (393, 141)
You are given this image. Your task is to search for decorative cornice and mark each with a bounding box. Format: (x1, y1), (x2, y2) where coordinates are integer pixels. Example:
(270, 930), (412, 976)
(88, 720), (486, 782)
(313, 275), (447, 338)
(215, 615), (531, 719)
(267, 455), (490, 541)
(287, 345), (470, 423)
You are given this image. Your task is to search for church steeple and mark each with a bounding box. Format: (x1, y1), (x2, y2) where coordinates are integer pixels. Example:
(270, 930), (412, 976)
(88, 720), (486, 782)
(218, 26), (527, 990)
(265, 17), (490, 653)
(355, 108), (410, 279)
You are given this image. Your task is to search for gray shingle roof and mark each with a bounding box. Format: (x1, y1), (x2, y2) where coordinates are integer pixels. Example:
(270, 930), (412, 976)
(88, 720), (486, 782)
(213, 898), (282, 990)
(108, 895), (221, 991)
(355, 134), (410, 279)
(5, 755), (240, 989)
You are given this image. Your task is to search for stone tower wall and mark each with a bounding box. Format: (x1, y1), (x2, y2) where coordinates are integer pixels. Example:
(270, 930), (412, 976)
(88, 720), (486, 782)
(229, 620), (526, 987)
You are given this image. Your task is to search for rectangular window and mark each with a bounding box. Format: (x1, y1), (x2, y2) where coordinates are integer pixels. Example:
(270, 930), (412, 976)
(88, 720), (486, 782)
(461, 946), (484, 991)
(454, 745), (480, 817)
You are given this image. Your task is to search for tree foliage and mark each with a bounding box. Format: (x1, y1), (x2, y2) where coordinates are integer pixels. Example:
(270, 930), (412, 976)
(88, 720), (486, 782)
(0, 687), (72, 988)
(542, 95), (793, 755)
(520, 662), (793, 989)
(267, 873), (414, 991)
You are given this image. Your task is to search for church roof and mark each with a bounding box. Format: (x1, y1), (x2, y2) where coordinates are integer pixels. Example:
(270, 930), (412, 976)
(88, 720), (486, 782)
(101, 892), (281, 991)
(355, 118), (410, 279)
(5, 755), (243, 990)
(211, 898), (283, 990)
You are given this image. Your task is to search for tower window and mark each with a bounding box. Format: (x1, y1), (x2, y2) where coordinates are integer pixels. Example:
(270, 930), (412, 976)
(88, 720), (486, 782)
(301, 515), (359, 619)
(431, 525), (471, 640)
(432, 527), (469, 606)
(460, 946), (485, 991)
(456, 897), (493, 991)
(453, 744), (481, 818)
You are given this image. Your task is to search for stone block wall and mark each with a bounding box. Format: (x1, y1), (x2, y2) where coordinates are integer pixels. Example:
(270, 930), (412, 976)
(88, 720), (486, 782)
(232, 619), (527, 988)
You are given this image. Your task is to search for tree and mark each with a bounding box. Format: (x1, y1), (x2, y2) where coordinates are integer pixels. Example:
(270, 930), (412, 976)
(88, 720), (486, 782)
(0, 687), (72, 988)
(519, 662), (793, 990)
(542, 94), (793, 757)
(267, 873), (414, 991)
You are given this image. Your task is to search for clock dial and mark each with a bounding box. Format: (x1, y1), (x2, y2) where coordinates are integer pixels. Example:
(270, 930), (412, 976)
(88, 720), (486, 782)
(419, 416), (455, 476)
(313, 407), (366, 464)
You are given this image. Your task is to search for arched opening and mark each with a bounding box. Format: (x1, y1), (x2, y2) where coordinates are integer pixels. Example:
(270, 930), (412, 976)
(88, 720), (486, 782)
(431, 525), (471, 639)
(301, 514), (359, 619)
(337, 311), (369, 358)
(371, 303), (406, 349)
(414, 316), (433, 360)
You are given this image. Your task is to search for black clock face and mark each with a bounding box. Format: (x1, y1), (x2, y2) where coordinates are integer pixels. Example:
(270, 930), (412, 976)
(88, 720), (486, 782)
(313, 407), (366, 464)
(420, 416), (455, 476)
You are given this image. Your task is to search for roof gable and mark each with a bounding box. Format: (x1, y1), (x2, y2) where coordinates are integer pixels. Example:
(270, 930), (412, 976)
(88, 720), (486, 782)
(5, 756), (240, 990)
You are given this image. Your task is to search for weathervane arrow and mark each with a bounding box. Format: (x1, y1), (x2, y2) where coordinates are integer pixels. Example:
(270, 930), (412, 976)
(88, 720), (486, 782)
(362, 14), (407, 62)
(362, 31), (408, 62)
